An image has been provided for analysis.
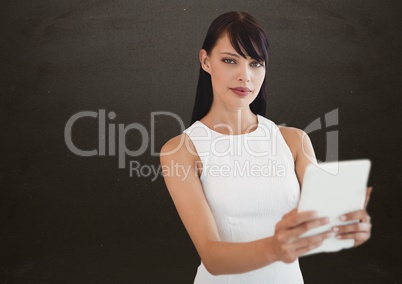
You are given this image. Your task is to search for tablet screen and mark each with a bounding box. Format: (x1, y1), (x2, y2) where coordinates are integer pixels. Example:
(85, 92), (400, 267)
(298, 159), (371, 256)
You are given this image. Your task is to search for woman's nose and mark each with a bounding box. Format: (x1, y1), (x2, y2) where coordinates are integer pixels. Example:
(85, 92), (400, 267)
(237, 65), (251, 82)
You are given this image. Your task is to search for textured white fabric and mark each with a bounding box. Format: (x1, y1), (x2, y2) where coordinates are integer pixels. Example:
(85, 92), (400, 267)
(183, 114), (304, 284)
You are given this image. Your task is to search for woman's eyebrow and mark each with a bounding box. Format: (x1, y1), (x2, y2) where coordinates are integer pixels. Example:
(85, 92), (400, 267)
(220, 52), (241, 58)
(220, 52), (258, 60)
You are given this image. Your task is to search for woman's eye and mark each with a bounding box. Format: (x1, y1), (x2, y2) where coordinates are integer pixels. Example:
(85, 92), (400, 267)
(223, 58), (236, 64)
(251, 61), (264, 67)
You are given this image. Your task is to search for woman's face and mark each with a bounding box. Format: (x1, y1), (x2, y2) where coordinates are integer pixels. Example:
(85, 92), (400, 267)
(200, 32), (266, 110)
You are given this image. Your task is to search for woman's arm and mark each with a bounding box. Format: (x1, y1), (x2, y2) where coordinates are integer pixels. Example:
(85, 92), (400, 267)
(160, 133), (331, 275)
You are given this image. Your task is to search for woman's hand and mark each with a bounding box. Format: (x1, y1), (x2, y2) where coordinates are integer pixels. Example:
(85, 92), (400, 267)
(272, 209), (331, 263)
(332, 186), (373, 247)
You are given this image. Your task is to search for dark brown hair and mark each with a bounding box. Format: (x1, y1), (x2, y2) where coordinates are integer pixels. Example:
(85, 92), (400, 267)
(190, 11), (270, 125)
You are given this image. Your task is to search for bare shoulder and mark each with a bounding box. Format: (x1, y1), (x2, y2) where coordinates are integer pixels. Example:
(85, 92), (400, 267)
(160, 133), (201, 174)
(277, 125), (305, 140)
(277, 125), (306, 161)
(161, 133), (187, 156)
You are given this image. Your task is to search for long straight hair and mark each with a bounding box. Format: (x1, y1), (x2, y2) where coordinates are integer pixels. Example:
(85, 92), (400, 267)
(190, 11), (270, 125)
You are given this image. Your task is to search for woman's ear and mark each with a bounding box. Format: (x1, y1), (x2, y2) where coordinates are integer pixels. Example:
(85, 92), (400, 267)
(199, 49), (210, 74)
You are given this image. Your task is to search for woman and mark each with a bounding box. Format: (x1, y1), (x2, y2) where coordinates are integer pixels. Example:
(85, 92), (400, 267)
(160, 11), (372, 283)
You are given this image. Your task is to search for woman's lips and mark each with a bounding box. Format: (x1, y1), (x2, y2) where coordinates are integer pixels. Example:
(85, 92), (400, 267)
(230, 87), (252, 96)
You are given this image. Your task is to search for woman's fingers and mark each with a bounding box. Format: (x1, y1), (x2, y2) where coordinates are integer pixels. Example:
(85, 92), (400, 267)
(340, 209), (371, 223)
(274, 210), (331, 262)
(332, 222), (371, 235)
(332, 223), (371, 246)
(278, 216), (330, 243)
(295, 240), (324, 256)
(277, 209), (330, 241)
(272, 229), (331, 263)
(335, 205), (372, 247)
(334, 231), (370, 246)
(290, 217), (330, 239)
(276, 210), (318, 231)
(295, 231), (332, 252)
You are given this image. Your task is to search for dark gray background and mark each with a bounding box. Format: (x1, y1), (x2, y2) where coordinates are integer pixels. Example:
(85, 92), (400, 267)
(1, 0), (401, 283)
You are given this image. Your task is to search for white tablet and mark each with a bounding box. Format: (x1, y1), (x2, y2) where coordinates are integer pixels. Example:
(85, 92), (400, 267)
(298, 159), (371, 256)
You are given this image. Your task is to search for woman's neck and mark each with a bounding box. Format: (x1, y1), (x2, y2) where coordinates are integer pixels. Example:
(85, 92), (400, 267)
(200, 107), (258, 135)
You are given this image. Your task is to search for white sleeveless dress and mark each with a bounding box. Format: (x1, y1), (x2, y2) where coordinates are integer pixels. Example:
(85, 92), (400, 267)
(183, 114), (304, 284)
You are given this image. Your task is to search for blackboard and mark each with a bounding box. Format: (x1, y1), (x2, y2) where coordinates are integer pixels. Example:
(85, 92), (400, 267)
(1, 0), (401, 283)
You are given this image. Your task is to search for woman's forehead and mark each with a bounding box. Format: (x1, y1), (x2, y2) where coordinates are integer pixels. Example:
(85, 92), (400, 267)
(212, 33), (261, 60)
(213, 34), (247, 55)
